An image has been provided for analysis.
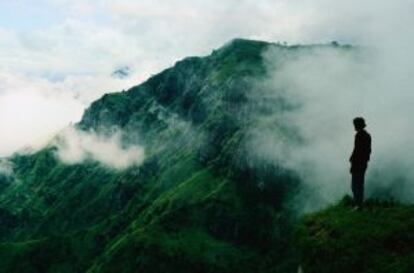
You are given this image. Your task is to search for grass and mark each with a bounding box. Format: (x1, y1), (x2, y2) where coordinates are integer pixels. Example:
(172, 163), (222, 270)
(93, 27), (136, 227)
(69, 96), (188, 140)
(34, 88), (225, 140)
(0, 39), (391, 273)
(297, 196), (414, 273)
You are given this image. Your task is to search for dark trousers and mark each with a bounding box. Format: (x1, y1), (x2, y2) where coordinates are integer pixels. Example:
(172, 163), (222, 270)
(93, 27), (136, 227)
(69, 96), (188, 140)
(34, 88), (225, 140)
(351, 169), (366, 206)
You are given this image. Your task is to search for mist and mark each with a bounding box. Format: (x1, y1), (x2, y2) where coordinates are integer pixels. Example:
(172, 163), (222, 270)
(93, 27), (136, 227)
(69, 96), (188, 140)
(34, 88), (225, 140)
(0, 159), (13, 177)
(245, 0), (414, 211)
(2, 1), (414, 209)
(2, 0), (413, 160)
(54, 126), (145, 170)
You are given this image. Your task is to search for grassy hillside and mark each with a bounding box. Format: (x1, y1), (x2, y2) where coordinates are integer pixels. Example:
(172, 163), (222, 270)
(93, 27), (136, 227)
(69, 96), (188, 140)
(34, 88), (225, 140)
(0, 38), (405, 273)
(0, 39), (303, 272)
(297, 196), (414, 273)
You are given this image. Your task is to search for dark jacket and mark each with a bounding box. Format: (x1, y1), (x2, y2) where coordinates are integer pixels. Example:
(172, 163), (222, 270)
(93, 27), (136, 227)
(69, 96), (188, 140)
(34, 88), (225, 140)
(350, 129), (371, 171)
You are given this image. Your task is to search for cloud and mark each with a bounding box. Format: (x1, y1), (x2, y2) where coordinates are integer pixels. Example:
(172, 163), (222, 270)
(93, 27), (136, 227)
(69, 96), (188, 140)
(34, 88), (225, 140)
(246, 0), (414, 211)
(0, 0), (374, 156)
(0, 69), (139, 156)
(0, 72), (84, 156)
(0, 159), (13, 177)
(246, 46), (375, 211)
(54, 126), (145, 170)
(1, 1), (414, 206)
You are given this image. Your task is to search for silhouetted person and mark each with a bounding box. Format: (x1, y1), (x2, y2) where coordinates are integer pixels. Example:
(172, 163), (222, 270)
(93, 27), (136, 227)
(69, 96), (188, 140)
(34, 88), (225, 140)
(349, 117), (371, 208)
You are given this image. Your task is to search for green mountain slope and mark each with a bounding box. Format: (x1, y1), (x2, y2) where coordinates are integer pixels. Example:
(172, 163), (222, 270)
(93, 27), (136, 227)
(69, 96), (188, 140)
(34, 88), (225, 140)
(0, 39), (410, 273)
(0, 39), (301, 273)
(297, 197), (414, 273)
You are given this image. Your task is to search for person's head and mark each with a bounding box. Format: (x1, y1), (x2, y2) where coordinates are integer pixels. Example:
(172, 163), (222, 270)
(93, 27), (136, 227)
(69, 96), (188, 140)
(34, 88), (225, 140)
(353, 117), (366, 131)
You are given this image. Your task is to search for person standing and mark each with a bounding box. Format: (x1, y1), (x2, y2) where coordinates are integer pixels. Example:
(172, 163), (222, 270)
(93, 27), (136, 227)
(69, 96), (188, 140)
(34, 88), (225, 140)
(349, 117), (371, 208)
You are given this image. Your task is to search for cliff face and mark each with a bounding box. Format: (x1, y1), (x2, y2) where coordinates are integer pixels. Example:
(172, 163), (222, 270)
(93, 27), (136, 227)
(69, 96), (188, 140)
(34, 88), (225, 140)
(0, 39), (403, 273)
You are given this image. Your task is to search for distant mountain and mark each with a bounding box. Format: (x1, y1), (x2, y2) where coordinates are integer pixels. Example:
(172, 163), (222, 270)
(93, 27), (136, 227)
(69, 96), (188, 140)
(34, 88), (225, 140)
(0, 39), (410, 273)
(111, 66), (131, 79)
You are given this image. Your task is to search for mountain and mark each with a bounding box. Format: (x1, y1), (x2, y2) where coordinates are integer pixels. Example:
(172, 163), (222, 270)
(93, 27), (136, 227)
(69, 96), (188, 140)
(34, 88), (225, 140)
(111, 66), (131, 79)
(0, 39), (411, 273)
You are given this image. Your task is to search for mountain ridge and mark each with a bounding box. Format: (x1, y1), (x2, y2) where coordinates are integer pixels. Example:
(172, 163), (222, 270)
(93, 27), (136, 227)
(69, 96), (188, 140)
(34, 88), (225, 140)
(0, 38), (408, 273)
(1, 38), (298, 273)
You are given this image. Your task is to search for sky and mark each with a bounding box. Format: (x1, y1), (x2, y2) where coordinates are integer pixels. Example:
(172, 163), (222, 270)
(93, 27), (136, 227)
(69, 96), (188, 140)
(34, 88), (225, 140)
(1, 0), (414, 156)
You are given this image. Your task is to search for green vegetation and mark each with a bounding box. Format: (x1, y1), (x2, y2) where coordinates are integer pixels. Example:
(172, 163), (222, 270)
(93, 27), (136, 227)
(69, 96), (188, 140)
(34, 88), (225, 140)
(297, 196), (414, 273)
(0, 39), (409, 273)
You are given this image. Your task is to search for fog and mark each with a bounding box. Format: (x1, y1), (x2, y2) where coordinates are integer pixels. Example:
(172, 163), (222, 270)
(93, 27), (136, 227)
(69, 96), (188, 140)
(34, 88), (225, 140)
(0, 159), (13, 177)
(1, 1), (414, 208)
(3, 0), (412, 158)
(245, 0), (414, 211)
(54, 126), (145, 170)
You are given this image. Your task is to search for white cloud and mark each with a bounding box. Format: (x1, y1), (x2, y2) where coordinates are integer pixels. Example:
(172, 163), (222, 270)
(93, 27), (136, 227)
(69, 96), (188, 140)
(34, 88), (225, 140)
(247, 0), (414, 211)
(54, 126), (145, 170)
(0, 159), (13, 177)
(1, 0), (414, 176)
(0, 0), (332, 156)
(0, 72), (84, 155)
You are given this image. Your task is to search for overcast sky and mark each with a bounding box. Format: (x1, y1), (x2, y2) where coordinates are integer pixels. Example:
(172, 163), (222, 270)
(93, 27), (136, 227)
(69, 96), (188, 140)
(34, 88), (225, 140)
(1, 0), (413, 156)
